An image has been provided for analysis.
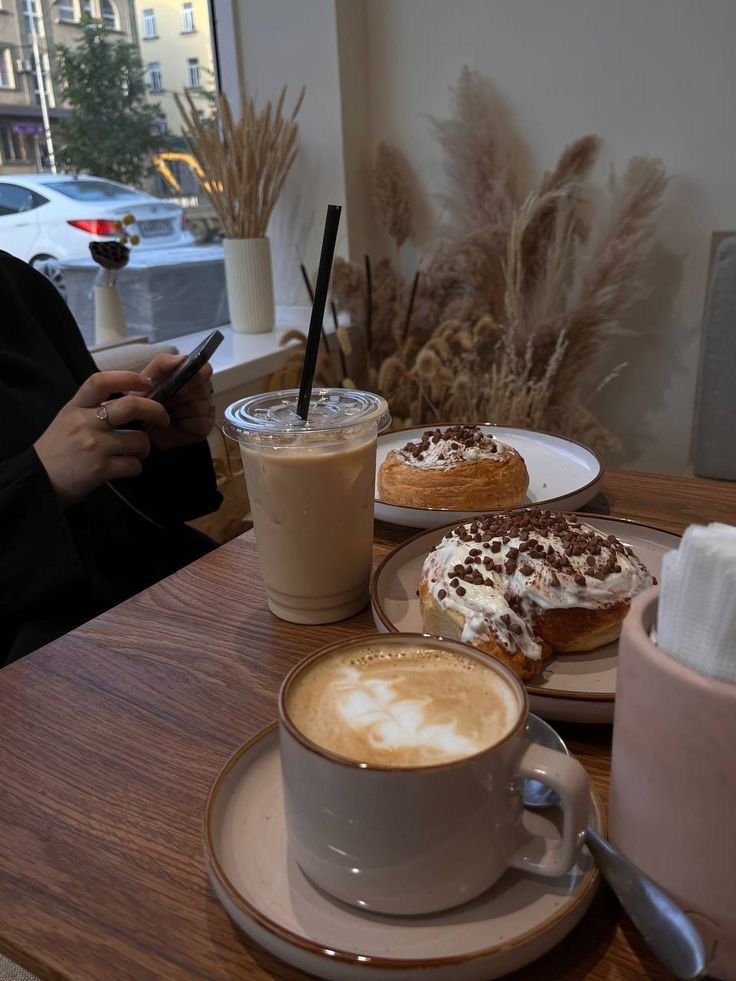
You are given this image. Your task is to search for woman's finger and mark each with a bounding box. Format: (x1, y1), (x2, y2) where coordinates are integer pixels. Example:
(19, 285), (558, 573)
(73, 371), (149, 408)
(104, 456), (144, 481)
(107, 430), (151, 460)
(140, 353), (187, 386)
(103, 395), (170, 429)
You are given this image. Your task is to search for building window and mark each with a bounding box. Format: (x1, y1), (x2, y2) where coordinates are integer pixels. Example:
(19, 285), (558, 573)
(0, 49), (14, 89)
(0, 128), (28, 165)
(57, 0), (75, 22)
(181, 2), (194, 32)
(186, 57), (200, 88)
(22, 0), (42, 36)
(142, 7), (156, 38)
(80, 0), (93, 17)
(151, 115), (167, 136)
(100, 0), (119, 30)
(147, 61), (162, 91)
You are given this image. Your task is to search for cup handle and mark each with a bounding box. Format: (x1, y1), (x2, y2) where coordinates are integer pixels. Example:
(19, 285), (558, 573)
(510, 742), (590, 877)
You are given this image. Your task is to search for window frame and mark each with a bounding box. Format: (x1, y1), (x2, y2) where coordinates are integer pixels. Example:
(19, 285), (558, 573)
(147, 60), (163, 92)
(22, 0), (43, 36)
(0, 48), (14, 89)
(142, 6), (157, 39)
(100, 0), (119, 31)
(186, 56), (200, 88)
(57, 0), (75, 22)
(181, 1), (194, 33)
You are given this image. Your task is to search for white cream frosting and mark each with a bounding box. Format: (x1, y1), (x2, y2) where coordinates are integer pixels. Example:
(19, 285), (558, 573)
(422, 513), (654, 661)
(396, 426), (512, 471)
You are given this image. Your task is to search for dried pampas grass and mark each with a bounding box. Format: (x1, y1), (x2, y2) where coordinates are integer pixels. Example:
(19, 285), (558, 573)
(176, 85), (304, 239)
(329, 68), (667, 451)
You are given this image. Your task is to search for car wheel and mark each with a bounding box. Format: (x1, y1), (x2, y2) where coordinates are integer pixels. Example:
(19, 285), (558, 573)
(31, 254), (67, 301)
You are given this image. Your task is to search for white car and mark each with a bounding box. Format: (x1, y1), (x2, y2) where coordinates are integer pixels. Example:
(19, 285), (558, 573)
(0, 172), (194, 291)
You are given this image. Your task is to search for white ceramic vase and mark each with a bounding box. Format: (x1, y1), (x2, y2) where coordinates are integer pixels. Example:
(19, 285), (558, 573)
(94, 284), (128, 345)
(224, 237), (275, 334)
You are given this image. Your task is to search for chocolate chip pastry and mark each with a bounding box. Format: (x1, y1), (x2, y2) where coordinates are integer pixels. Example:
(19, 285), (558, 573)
(419, 510), (655, 682)
(378, 425), (529, 510)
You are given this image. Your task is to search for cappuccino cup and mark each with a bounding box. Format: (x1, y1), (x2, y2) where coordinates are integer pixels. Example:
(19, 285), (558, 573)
(279, 633), (591, 915)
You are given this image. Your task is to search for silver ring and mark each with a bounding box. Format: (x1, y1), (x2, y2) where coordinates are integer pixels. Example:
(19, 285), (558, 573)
(95, 405), (113, 428)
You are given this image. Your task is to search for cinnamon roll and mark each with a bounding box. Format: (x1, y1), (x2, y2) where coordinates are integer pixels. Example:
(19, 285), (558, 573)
(378, 425), (529, 510)
(419, 510), (655, 681)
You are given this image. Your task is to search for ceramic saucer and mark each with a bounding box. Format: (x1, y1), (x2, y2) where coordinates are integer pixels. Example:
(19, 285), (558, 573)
(371, 514), (681, 724)
(205, 723), (603, 981)
(375, 425), (603, 529)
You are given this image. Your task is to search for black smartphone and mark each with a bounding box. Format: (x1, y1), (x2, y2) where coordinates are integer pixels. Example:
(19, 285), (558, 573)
(146, 329), (224, 403)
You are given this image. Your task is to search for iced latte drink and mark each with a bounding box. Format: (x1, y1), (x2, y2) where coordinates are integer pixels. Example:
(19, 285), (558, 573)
(224, 390), (389, 624)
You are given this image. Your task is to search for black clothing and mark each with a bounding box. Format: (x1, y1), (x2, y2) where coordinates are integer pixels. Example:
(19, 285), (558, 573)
(0, 252), (222, 665)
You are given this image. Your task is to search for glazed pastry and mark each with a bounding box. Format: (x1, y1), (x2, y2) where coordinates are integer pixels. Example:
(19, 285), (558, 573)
(419, 510), (655, 682)
(378, 425), (529, 510)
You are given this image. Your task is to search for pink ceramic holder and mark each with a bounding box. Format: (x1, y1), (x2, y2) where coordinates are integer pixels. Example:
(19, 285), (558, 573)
(610, 586), (736, 979)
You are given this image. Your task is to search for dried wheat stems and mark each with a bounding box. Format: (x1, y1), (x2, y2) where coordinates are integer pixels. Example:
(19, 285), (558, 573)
(176, 85), (305, 240)
(329, 67), (667, 449)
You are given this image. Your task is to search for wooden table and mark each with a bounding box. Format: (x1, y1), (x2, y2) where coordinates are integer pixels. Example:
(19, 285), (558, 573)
(1, 470), (734, 981)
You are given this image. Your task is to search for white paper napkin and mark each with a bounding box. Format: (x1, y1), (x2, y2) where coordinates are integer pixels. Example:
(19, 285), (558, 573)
(657, 522), (736, 683)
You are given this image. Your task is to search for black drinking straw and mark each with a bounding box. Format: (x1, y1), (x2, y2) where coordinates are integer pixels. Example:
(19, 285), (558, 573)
(297, 204), (342, 419)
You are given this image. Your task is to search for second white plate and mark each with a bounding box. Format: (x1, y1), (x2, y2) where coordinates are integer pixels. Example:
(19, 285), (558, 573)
(374, 425), (603, 528)
(371, 515), (680, 724)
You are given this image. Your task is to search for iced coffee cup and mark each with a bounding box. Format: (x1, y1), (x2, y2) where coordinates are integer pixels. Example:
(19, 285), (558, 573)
(223, 389), (390, 625)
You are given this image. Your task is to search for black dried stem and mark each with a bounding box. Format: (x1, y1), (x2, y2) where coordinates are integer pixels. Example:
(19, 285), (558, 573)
(363, 253), (373, 357)
(402, 271), (421, 346)
(330, 299), (349, 378)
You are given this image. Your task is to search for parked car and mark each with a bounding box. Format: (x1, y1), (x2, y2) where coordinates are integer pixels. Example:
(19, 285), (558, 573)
(0, 173), (194, 294)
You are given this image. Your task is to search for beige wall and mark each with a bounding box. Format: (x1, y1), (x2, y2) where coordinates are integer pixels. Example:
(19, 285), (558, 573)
(134, 0), (214, 134)
(222, 0), (736, 474)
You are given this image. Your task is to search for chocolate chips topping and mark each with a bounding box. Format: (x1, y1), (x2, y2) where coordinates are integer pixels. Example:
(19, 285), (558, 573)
(399, 425), (501, 465)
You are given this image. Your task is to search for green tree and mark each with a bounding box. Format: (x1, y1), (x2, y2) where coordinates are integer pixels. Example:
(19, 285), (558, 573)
(54, 20), (163, 186)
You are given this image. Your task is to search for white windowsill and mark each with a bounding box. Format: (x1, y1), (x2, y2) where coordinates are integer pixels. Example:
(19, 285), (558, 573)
(167, 306), (349, 395)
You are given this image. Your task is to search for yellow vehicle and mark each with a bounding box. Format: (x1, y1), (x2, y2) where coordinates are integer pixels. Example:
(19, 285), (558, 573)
(151, 151), (222, 244)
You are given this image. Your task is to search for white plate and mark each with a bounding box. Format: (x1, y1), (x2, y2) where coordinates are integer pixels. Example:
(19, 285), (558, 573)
(375, 425), (603, 529)
(205, 723), (602, 981)
(371, 515), (680, 724)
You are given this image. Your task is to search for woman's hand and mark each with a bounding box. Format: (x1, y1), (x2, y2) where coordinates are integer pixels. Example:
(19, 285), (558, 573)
(34, 371), (170, 508)
(139, 353), (216, 452)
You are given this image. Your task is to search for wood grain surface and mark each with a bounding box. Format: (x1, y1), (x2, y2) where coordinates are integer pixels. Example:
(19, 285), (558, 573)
(0, 469), (734, 981)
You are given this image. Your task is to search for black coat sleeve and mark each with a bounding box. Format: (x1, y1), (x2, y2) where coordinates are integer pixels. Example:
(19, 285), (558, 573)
(114, 438), (223, 525)
(0, 446), (86, 622)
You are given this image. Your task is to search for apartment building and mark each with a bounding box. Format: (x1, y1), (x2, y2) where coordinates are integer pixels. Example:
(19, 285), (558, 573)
(134, 0), (213, 135)
(0, 0), (136, 174)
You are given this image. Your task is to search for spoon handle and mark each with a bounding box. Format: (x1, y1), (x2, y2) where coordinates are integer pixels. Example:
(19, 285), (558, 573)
(583, 828), (706, 980)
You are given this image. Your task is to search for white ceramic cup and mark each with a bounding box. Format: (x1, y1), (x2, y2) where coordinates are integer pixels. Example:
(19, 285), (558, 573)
(278, 633), (591, 915)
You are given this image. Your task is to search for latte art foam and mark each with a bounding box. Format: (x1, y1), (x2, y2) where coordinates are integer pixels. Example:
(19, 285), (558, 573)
(286, 646), (519, 767)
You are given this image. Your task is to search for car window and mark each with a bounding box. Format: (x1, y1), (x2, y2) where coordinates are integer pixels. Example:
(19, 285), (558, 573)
(50, 180), (149, 202)
(0, 183), (40, 217)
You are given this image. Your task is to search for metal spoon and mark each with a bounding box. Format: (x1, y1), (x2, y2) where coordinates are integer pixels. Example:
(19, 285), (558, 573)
(524, 714), (706, 981)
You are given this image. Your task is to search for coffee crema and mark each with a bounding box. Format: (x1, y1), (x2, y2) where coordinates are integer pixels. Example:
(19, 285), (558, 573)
(286, 645), (519, 767)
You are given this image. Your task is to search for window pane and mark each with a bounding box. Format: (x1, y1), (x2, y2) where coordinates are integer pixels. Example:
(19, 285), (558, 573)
(51, 179), (148, 201)
(58, 0), (75, 21)
(101, 0), (118, 30)
(147, 61), (162, 91)
(0, 183), (35, 215)
(186, 57), (200, 88)
(181, 2), (194, 32)
(142, 7), (156, 37)
(22, 0), (42, 35)
(0, 50), (12, 87)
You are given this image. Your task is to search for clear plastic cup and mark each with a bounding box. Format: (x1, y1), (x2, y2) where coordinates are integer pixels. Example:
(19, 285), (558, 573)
(223, 389), (390, 624)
